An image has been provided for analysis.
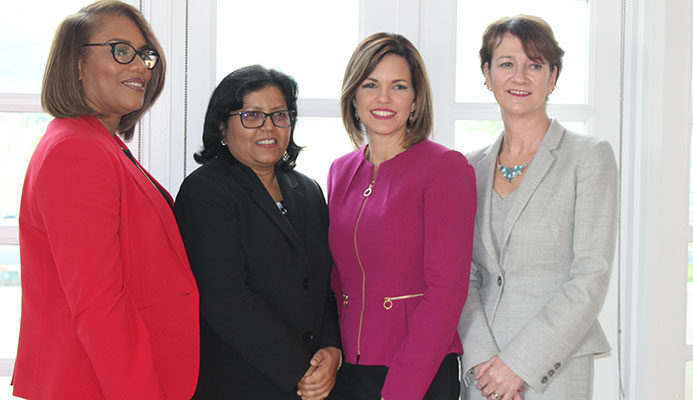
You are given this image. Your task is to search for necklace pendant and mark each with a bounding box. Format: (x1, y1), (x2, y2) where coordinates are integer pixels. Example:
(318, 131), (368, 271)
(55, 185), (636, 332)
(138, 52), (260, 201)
(497, 162), (527, 183)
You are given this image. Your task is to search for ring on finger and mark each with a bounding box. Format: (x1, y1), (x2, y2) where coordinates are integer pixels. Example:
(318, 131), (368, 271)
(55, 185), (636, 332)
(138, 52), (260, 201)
(491, 391), (501, 400)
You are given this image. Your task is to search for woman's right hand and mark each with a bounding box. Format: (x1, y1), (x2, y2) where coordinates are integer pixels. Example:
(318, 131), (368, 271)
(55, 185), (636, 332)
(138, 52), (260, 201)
(475, 356), (524, 400)
(297, 346), (340, 400)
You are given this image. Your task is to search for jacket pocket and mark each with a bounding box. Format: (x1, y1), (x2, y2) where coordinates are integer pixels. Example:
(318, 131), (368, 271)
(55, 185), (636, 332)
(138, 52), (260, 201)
(383, 293), (423, 310)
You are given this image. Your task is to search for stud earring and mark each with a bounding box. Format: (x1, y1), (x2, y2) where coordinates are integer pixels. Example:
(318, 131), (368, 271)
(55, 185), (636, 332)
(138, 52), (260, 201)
(354, 110), (360, 121)
(221, 138), (227, 146)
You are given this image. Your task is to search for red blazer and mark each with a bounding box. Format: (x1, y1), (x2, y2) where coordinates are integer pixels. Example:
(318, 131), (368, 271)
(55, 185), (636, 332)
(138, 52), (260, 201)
(13, 116), (199, 400)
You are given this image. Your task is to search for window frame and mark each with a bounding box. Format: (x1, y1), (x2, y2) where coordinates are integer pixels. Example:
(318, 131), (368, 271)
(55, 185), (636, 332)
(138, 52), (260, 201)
(619, 0), (693, 398)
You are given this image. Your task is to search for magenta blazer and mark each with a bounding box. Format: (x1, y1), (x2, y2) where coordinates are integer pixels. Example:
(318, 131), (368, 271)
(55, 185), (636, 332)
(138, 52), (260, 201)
(327, 139), (476, 400)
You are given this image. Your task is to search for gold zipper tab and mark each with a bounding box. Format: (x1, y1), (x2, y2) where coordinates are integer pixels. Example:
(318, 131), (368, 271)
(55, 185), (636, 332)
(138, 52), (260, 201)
(363, 182), (373, 197)
(383, 293), (424, 310)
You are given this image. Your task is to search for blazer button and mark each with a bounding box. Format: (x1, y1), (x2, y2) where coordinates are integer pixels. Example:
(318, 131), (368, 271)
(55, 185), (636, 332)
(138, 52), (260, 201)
(497, 276), (502, 286)
(555, 362), (561, 370)
(302, 331), (313, 342)
(548, 370), (555, 377)
(302, 278), (311, 290)
(541, 376), (548, 384)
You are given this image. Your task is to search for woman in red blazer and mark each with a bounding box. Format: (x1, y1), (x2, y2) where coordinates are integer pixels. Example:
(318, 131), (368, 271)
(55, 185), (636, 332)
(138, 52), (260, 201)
(12, 2), (199, 399)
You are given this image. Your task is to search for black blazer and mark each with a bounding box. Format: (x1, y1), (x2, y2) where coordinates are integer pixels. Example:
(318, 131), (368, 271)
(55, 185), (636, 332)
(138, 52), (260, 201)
(174, 152), (340, 399)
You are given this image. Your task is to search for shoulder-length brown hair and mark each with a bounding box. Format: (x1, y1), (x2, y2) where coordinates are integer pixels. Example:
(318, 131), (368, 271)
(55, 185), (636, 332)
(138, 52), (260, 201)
(340, 32), (433, 148)
(41, 0), (166, 140)
(480, 15), (564, 84)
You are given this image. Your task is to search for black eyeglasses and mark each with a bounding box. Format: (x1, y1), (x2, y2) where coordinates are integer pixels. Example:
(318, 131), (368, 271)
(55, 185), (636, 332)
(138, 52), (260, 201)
(83, 42), (160, 70)
(229, 110), (296, 128)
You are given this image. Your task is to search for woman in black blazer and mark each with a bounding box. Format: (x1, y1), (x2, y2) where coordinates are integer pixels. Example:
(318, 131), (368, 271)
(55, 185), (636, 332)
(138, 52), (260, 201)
(174, 65), (341, 400)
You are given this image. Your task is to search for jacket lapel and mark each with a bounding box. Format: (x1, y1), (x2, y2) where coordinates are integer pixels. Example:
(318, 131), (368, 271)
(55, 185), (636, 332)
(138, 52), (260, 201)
(226, 161), (309, 266)
(112, 136), (190, 270)
(277, 172), (307, 246)
(499, 119), (565, 263)
(475, 135), (504, 272)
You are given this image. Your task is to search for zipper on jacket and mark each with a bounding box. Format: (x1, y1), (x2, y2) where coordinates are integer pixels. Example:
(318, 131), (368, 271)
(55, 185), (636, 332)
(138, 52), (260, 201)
(383, 293), (424, 310)
(353, 178), (374, 364)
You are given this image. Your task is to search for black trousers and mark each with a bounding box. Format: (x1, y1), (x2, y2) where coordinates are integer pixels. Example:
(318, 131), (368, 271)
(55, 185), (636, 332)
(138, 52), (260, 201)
(329, 353), (460, 400)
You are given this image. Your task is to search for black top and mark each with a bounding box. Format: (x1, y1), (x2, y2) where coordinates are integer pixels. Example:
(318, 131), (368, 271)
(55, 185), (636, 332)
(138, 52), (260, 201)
(174, 153), (340, 399)
(121, 148), (173, 210)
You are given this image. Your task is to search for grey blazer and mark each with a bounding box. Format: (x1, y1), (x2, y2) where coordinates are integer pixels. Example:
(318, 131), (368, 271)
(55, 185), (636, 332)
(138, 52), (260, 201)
(457, 119), (618, 394)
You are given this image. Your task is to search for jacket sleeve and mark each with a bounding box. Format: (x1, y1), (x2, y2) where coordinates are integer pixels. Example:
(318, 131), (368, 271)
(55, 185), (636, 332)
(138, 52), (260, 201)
(457, 258), (501, 386)
(318, 286), (341, 350)
(310, 178), (341, 351)
(34, 137), (166, 399)
(174, 173), (312, 392)
(326, 159), (344, 325)
(381, 151), (477, 400)
(498, 140), (618, 392)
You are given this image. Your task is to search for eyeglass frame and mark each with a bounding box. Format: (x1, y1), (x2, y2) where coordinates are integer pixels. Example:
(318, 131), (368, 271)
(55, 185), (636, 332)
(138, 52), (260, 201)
(229, 110), (297, 129)
(82, 42), (160, 70)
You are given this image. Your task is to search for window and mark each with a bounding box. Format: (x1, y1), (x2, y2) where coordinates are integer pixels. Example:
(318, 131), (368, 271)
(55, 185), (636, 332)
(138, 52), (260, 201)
(184, 5), (621, 399)
(217, 1), (358, 100)
(16, 0), (693, 397)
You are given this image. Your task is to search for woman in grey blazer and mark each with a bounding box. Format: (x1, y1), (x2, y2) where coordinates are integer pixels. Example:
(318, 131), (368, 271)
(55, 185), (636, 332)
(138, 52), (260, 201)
(458, 15), (618, 400)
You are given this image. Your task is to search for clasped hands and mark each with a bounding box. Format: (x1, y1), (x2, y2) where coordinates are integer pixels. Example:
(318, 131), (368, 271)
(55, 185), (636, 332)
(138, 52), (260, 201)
(474, 355), (524, 400)
(297, 346), (341, 400)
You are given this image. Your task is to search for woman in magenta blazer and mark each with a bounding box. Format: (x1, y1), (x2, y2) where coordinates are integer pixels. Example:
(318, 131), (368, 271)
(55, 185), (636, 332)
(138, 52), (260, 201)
(327, 32), (477, 400)
(12, 2), (199, 399)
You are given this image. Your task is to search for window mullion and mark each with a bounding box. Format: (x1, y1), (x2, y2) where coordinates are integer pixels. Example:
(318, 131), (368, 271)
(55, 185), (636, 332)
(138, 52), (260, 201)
(0, 227), (18, 246)
(296, 99), (341, 118)
(0, 94), (41, 113)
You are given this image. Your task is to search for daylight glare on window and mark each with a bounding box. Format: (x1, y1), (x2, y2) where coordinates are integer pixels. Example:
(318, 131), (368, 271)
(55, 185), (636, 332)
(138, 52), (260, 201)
(0, 1), (89, 93)
(216, 0), (359, 99)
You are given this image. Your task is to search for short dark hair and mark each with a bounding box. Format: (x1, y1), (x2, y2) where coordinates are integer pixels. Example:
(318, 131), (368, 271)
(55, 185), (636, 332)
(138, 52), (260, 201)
(480, 15), (564, 83)
(41, 0), (166, 140)
(340, 32), (433, 148)
(195, 65), (302, 170)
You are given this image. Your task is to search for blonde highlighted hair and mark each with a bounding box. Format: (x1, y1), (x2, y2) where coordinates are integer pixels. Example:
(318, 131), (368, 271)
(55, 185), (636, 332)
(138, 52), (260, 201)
(340, 32), (433, 148)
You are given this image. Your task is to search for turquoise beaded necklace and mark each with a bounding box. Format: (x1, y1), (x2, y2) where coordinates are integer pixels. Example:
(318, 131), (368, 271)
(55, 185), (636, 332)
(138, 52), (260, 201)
(497, 154), (528, 183)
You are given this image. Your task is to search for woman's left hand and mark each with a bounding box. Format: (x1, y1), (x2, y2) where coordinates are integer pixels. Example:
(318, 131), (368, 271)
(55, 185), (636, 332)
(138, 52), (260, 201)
(297, 346), (341, 400)
(476, 355), (524, 399)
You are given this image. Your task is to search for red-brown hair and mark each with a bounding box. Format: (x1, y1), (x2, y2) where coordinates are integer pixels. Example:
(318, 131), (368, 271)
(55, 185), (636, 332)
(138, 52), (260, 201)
(480, 15), (564, 83)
